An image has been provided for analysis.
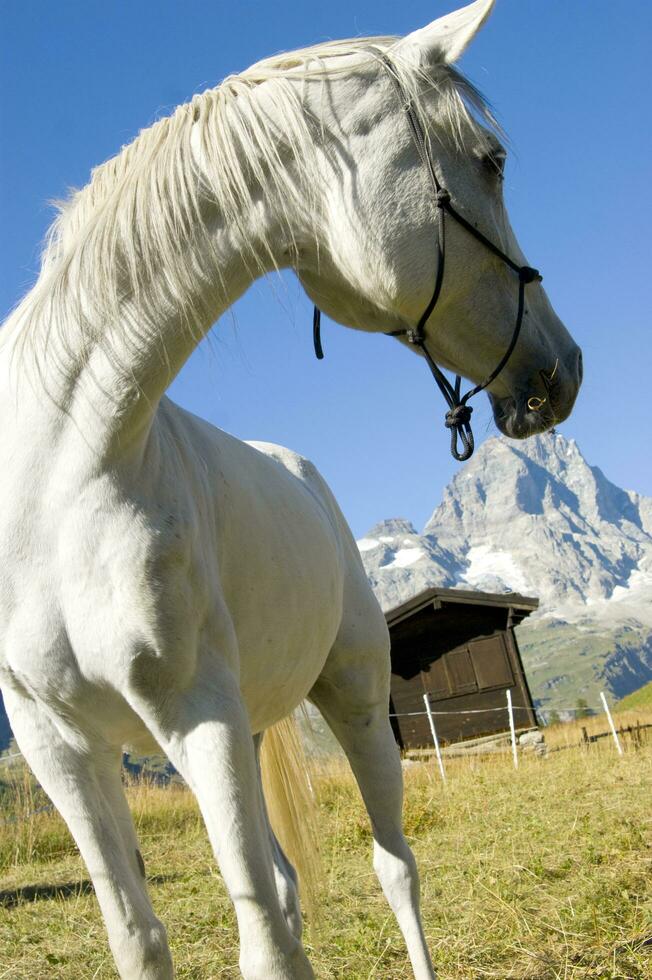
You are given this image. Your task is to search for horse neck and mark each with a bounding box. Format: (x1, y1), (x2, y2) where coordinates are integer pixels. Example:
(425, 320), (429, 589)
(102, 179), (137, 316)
(7, 188), (286, 461)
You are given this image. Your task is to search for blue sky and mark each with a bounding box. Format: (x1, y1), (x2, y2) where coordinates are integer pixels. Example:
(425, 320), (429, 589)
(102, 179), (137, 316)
(2, 1), (650, 537)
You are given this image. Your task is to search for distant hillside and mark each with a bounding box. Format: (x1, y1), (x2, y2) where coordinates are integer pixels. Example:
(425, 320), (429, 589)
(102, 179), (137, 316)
(517, 620), (652, 716)
(617, 680), (652, 712)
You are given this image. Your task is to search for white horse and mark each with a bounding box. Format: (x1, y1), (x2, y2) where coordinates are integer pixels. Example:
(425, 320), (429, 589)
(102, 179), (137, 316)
(0, 1), (582, 977)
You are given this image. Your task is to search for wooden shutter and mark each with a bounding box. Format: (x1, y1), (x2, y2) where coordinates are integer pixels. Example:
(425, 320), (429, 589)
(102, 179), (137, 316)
(421, 654), (449, 699)
(468, 635), (514, 690)
(445, 646), (478, 694)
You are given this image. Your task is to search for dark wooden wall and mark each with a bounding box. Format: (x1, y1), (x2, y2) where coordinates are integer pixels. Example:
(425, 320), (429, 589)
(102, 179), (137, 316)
(389, 601), (536, 748)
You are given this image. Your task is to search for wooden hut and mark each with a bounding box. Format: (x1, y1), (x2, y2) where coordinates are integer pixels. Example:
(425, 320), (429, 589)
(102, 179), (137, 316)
(387, 587), (538, 749)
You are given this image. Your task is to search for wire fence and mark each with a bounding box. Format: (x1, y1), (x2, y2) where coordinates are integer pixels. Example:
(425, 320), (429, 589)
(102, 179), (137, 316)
(390, 703), (611, 718)
(0, 690), (646, 817)
(388, 688), (648, 781)
(391, 703), (539, 717)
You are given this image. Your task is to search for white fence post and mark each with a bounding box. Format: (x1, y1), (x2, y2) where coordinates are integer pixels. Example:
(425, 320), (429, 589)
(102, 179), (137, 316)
(506, 688), (518, 769)
(600, 691), (623, 755)
(422, 693), (446, 784)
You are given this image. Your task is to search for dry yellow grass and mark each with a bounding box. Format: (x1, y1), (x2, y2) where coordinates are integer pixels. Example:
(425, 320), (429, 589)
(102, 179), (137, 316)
(542, 707), (652, 752)
(1, 713), (651, 979)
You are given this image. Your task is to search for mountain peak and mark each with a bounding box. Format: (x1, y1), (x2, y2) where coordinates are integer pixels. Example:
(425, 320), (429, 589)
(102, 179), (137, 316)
(362, 518), (419, 540)
(359, 434), (652, 627)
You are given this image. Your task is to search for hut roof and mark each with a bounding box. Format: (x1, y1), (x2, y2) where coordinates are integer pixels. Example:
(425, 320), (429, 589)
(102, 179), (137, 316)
(385, 587), (539, 628)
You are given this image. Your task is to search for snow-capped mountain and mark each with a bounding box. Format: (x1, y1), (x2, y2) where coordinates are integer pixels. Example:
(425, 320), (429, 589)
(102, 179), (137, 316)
(359, 432), (652, 623)
(357, 433), (652, 709)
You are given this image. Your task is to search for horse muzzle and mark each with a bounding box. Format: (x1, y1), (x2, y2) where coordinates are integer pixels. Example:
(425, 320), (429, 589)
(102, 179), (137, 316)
(490, 346), (583, 439)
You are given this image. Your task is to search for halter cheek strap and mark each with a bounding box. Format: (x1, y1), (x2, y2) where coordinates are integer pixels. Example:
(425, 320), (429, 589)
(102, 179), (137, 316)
(312, 53), (542, 462)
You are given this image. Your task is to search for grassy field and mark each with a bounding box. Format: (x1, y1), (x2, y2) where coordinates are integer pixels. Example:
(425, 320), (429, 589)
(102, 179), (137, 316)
(1, 712), (651, 980)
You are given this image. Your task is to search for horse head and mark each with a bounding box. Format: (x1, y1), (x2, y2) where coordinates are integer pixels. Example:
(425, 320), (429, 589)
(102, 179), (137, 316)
(292, 0), (582, 443)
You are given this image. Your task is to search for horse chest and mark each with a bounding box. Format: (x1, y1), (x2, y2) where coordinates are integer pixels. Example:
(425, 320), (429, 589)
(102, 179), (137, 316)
(1, 471), (205, 678)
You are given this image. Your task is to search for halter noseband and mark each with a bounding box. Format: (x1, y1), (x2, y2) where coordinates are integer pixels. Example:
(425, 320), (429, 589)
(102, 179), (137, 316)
(312, 54), (542, 462)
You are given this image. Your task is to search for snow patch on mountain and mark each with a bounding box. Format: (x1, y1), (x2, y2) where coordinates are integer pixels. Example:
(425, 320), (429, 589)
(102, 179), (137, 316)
(461, 544), (533, 595)
(385, 547), (424, 569)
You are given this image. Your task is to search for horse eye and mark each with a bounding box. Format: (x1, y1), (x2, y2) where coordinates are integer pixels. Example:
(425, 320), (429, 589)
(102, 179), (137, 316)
(483, 152), (505, 181)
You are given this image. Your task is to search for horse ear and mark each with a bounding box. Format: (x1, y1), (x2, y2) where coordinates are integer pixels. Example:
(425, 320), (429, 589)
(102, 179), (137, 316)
(392, 0), (495, 67)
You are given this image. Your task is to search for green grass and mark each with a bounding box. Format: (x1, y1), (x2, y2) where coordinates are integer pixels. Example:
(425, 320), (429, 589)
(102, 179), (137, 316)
(617, 680), (652, 712)
(1, 725), (651, 979)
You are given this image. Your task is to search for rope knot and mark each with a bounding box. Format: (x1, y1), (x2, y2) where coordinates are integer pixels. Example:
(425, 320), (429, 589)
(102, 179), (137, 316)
(519, 265), (542, 284)
(436, 188), (451, 208)
(444, 403), (473, 429)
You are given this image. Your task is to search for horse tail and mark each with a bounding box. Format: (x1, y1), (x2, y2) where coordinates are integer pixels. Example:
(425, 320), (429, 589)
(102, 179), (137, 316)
(259, 711), (321, 925)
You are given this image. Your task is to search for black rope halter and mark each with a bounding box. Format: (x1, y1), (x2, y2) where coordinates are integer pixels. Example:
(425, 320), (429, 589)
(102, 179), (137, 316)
(312, 53), (542, 462)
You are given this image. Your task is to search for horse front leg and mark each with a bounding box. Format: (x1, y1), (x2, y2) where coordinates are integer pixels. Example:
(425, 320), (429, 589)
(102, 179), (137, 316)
(3, 687), (173, 980)
(129, 658), (314, 980)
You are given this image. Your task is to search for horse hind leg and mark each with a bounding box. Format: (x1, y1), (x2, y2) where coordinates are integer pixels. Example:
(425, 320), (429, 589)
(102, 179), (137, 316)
(95, 749), (150, 882)
(310, 624), (437, 980)
(3, 687), (173, 980)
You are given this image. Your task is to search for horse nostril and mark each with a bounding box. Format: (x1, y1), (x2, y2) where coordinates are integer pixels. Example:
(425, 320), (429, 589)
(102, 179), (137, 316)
(527, 396), (546, 412)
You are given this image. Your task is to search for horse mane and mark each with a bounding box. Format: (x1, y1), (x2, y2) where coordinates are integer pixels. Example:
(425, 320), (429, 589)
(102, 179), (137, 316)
(6, 36), (497, 370)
